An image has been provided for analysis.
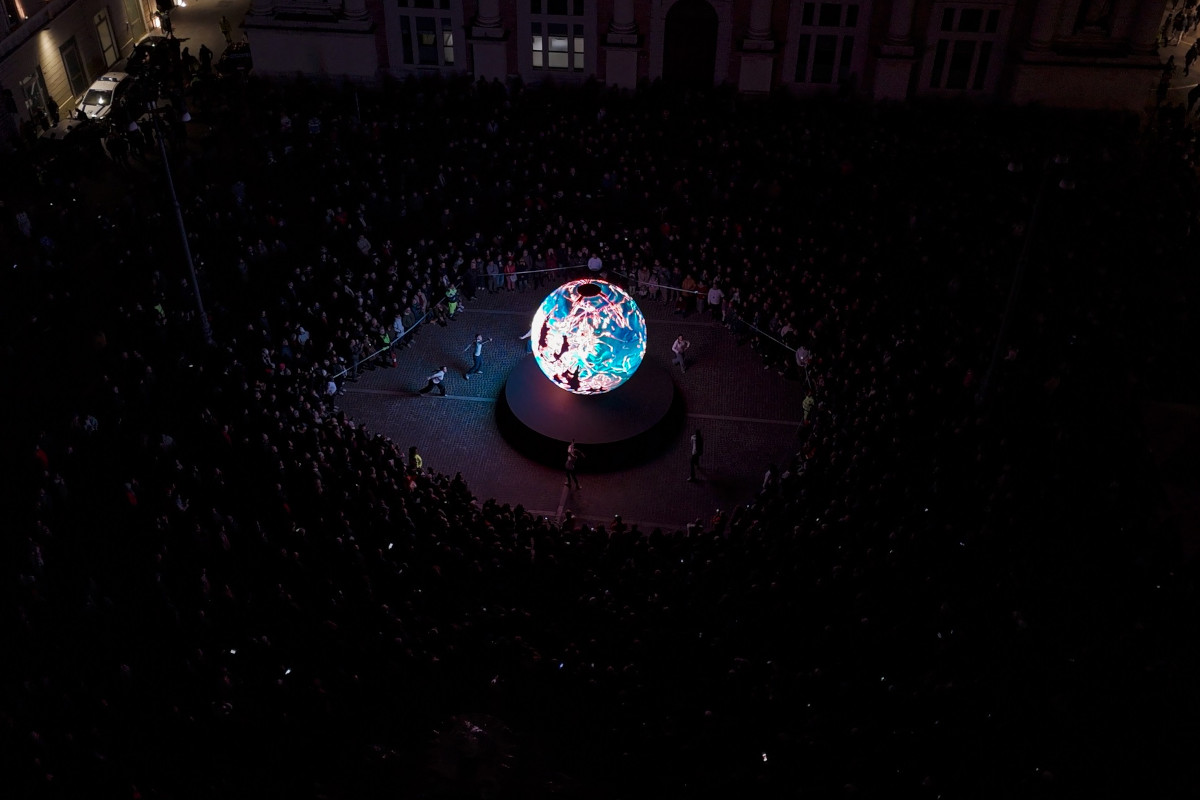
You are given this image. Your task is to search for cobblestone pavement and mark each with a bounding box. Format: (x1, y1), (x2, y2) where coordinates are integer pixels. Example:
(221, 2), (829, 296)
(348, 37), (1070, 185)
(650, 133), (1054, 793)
(337, 274), (810, 532)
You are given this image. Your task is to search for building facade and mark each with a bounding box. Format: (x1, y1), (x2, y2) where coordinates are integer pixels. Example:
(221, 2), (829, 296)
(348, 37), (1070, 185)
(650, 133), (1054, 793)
(242, 0), (1166, 108)
(0, 0), (158, 145)
(0, 0), (1170, 150)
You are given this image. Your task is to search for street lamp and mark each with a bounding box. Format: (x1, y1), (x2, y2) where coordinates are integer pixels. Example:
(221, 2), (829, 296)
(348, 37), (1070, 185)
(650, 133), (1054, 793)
(145, 100), (214, 345)
(977, 155), (1072, 404)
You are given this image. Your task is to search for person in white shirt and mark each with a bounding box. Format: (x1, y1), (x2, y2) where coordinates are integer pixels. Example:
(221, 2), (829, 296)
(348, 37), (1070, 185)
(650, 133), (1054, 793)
(707, 283), (725, 321)
(671, 334), (690, 373)
(419, 366), (447, 396)
(463, 333), (493, 378)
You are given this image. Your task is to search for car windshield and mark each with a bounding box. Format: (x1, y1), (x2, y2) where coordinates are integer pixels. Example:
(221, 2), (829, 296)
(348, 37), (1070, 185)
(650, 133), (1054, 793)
(83, 89), (113, 107)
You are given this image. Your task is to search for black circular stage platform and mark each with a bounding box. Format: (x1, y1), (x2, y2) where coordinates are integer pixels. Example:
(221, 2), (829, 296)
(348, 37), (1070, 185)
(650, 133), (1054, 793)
(497, 355), (683, 471)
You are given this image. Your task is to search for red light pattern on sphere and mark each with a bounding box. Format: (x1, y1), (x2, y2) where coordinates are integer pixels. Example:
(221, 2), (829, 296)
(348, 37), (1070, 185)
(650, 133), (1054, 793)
(530, 279), (648, 395)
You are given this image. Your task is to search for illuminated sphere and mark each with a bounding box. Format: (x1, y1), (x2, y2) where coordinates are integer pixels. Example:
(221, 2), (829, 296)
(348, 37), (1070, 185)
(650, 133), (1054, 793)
(530, 279), (648, 395)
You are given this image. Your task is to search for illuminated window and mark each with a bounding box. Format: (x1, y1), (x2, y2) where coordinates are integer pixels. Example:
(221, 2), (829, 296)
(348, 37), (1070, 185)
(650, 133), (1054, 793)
(529, 0), (586, 72)
(394, 2), (456, 68)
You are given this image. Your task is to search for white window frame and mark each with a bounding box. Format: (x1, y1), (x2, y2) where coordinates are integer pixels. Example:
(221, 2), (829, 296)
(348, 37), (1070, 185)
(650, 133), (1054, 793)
(521, 0), (594, 80)
(60, 37), (88, 96)
(784, 1), (870, 91)
(919, 3), (1009, 95)
(95, 8), (119, 68)
(387, 0), (463, 73)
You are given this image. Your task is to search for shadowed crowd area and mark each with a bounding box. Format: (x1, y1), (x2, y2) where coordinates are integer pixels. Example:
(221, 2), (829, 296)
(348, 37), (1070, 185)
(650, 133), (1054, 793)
(2, 73), (1200, 799)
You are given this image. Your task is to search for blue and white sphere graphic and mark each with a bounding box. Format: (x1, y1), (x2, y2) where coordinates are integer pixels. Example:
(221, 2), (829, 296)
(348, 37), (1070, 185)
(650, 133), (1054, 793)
(530, 279), (648, 395)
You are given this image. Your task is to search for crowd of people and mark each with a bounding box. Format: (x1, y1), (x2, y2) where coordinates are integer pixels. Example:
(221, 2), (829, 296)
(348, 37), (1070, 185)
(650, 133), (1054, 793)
(2, 69), (1199, 799)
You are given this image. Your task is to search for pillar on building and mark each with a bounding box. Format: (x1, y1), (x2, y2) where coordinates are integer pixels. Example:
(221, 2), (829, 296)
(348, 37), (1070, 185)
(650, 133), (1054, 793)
(1009, 0), (1166, 110)
(610, 0), (636, 35)
(1026, 0), (1062, 51)
(470, 0), (508, 82)
(746, 0), (771, 41)
(873, 0), (916, 101)
(604, 0), (640, 89)
(246, 0), (274, 18)
(344, 0), (369, 23)
(738, 0), (776, 92)
(475, 0), (501, 30)
(1129, 0), (1166, 54)
(1055, 0), (1083, 39)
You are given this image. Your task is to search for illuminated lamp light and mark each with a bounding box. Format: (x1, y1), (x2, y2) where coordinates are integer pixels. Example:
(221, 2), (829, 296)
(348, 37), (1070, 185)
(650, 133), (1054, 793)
(530, 279), (647, 395)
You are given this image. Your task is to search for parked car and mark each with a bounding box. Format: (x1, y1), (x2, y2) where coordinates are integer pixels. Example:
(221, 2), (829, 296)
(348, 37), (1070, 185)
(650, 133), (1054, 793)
(75, 72), (134, 121)
(123, 35), (176, 77)
(215, 42), (252, 77)
(35, 117), (105, 175)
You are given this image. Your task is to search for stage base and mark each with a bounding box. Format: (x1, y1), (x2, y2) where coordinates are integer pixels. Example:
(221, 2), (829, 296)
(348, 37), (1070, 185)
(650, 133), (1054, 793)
(498, 355), (682, 471)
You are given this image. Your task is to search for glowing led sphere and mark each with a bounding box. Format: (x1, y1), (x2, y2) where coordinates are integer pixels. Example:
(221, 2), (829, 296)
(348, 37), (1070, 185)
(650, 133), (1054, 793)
(530, 279), (647, 395)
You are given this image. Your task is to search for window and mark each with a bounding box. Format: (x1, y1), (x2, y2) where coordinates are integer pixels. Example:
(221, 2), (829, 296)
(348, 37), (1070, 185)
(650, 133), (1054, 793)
(532, 0), (583, 15)
(801, 2), (858, 28)
(548, 23), (568, 69)
(19, 66), (50, 122)
(95, 9), (118, 67)
(393, 2), (455, 67)
(529, 0), (585, 71)
(60, 38), (87, 96)
(792, 3), (860, 85)
(927, 4), (1004, 92)
(122, 0), (148, 40)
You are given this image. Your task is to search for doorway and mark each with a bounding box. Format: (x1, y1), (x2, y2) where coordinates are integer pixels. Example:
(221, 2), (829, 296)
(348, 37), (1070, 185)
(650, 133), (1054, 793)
(662, 0), (718, 89)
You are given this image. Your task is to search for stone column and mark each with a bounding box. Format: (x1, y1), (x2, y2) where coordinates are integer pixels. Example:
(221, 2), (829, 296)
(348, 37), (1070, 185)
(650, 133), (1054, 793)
(475, 0), (501, 31)
(247, 0), (274, 18)
(1027, 0), (1062, 50)
(470, 0), (507, 81)
(738, 0), (775, 91)
(1129, 0), (1167, 54)
(1055, 0), (1083, 38)
(610, 0), (636, 35)
(875, 0), (917, 101)
(747, 0), (771, 41)
(884, 0), (914, 46)
(606, 0), (640, 88)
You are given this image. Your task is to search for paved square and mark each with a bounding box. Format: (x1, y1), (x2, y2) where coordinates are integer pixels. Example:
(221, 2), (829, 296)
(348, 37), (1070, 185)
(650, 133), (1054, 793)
(338, 278), (809, 531)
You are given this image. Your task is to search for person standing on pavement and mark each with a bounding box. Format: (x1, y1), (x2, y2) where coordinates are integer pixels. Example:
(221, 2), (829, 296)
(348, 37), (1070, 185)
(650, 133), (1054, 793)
(672, 334), (690, 373)
(687, 428), (704, 482)
(564, 441), (583, 489)
(348, 338), (363, 378)
(707, 281), (725, 322)
(198, 44), (214, 74)
(463, 334), (492, 379)
(419, 366), (447, 396)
